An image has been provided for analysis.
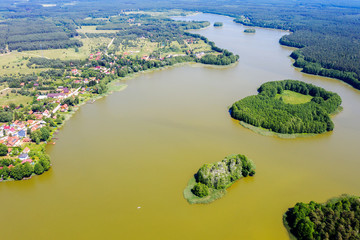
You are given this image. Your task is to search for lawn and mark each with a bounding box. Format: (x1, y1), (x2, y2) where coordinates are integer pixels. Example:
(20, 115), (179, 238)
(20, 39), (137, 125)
(275, 90), (313, 104)
(0, 91), (32, 106)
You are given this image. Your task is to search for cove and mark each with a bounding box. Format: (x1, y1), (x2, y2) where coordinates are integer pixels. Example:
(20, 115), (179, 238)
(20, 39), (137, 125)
(0, 13), (360, 240)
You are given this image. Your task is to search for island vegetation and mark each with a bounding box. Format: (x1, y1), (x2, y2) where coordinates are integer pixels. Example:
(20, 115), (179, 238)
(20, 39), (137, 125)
(230, 80), (342, 135)
(244, 29), (256, 33)
(284, 195), (360, 240)
(184, 154), (255, 204)
(213, 22), (223, 27)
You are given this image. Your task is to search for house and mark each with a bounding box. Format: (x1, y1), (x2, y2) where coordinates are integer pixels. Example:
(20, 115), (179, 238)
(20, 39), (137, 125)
(21, 159), (32, 164)
(43, 109), (50, 118)
(22, 138), (31, 143)
(17, 130), (26, 138)
(63, 87), (69, 94)
(6, 136), (20, 147)
(33, 114), (43, 120)
(18, 153), (29, 161)
(22, 147), (30, 154)
(47, 93), (65, 99)
(31, 125), (39, 132)
(72, 69), (79, 75)
(60, 104), (68, 112)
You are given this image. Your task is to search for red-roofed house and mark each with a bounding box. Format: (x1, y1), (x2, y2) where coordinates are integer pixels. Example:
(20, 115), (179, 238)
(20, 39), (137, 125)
(21, 159), (32, 164)
(6, 136), (20, 147)
(31, 125), (39, 132)
(23, 147), (30, 154)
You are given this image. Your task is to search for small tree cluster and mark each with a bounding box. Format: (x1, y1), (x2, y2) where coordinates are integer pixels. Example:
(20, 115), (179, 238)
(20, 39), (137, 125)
(191, 182), (209, 198)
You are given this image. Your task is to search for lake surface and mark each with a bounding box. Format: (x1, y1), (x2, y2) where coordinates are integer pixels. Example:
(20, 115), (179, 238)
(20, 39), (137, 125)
(1, 13), (360, 240)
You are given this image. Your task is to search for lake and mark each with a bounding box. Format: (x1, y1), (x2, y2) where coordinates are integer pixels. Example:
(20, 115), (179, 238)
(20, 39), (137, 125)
(1, 13), (360, 240)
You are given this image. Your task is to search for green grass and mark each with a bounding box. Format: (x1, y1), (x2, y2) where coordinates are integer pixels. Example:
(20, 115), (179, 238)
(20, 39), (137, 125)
(239, 121), (316, 139)
(183, 177), (227, 204)
(106, 82), (127, 94)
(275, 90), (313, 104)
(0, 92), (32, 106)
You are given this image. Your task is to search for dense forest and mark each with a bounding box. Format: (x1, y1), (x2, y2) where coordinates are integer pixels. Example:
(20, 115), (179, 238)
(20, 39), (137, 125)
(285, 195), (360, 240)
(230, 80), (342, 134)
(0, 19), (82, 52)
(0, 0), (359, 88)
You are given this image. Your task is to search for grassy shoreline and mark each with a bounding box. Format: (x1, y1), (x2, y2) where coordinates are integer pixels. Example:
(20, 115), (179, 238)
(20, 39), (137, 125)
(183, 177), (227, 204)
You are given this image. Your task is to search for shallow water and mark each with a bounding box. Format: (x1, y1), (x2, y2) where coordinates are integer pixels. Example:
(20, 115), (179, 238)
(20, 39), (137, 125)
(1, 13), (360, 240)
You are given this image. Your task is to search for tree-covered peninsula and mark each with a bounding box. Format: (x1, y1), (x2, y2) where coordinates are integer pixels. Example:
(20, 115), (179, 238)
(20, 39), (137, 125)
(184, 154), (255, 204)
(284, 195), (360, 240)
(230, 80), (342, 135)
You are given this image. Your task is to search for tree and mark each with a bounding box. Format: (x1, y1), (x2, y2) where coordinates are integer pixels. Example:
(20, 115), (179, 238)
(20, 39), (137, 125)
(0, 144), (8, 156)
(191, 182), (209, 197)
(2, 166), (9, 180)
(40, 127), (50, 141)
(10, 164), (24, 180)
(39, 154), (51, 171)
(34, 162), (44, 175)
(30, 130), (41, 144)
(22, 162), (33, 178)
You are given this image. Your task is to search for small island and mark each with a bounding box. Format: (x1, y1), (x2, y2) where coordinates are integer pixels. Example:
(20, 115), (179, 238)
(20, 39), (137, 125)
(244, 28), (256, 33)
(184, 154), (255, 204)
(284, 195), (360, 240)
(213, 22), (223, 27)
(230, 80), (342, 137)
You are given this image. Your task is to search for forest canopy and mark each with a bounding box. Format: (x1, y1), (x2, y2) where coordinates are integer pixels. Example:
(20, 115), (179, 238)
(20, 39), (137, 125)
(284, 195), (360, 240)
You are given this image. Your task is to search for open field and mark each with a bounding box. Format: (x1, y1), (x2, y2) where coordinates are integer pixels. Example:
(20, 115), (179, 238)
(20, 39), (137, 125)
(0, 91), (32, 106)
(0, 36), (113, 76)
(275, 90), (313, 104)
(115, 38), (211, 57)
(22, 37), (113, 60)
(0, 52), (43, 76)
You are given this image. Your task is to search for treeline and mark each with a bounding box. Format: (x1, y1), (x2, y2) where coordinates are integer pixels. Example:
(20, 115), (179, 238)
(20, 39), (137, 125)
(199, 51), (239, 65)
(289, 49), (360, 90)
(230, 80), (342, 134)
(285, 195), (360, 240)
(27, 57), (85, 69)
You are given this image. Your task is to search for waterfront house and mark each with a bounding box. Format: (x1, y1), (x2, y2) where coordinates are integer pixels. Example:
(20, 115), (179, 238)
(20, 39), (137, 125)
(21, 159), (33, 164)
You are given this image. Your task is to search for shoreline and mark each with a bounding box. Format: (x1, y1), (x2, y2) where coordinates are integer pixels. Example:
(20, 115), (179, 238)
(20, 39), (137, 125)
(183, 177), (227, 204)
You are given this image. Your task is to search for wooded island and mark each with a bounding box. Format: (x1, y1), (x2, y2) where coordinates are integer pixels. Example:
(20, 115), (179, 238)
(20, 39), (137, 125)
(230, 80), (342, 135)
